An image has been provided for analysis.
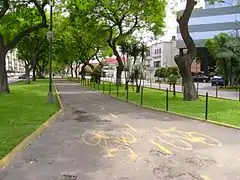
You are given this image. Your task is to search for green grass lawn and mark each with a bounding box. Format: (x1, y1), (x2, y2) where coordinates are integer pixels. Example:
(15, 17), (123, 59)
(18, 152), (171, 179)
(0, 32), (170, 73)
(0, 80), (59, 159)
(81, 79), (240, 127)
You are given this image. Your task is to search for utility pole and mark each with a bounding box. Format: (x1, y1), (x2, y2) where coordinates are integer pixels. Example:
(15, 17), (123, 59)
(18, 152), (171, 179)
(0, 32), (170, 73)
(47, 0), (54, 104)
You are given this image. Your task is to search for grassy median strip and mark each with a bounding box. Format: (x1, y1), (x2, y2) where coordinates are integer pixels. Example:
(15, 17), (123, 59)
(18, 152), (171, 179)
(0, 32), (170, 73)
(84, 80), (240, 127)
(0, 80), (59, 159)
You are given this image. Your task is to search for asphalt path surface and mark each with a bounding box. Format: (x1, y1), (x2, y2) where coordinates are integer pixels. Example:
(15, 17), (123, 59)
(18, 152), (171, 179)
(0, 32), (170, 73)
(1, 79), (240, 180)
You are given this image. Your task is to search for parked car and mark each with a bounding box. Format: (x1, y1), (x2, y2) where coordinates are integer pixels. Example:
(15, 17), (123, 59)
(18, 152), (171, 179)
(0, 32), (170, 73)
(193, 74), (210, 82)
(211, 75), (224, 86)
(18, 74), (32, 79)
(18, 74), (26, 79)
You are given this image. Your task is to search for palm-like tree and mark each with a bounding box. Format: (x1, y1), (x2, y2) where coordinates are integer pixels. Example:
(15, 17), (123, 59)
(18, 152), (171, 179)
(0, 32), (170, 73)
(205, 33), (240, 86)
(138, 43), (148, 89)
(119, 41), (131, 89)
(128, 42), (142, 93)
(215, 37), (240, 86)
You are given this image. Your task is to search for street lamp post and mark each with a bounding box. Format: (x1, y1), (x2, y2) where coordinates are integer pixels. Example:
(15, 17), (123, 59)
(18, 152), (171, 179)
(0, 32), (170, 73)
(47, 0), (54, 104)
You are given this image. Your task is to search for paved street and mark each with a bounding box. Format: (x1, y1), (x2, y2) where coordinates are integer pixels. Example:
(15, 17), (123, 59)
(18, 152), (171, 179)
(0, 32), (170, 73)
(1, 79), (240, 180)
(8, 77), (21, 84)
(101, 77), (239, 101)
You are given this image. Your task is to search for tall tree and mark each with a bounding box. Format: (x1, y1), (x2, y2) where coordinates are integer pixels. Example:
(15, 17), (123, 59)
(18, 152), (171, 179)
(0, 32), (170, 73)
(17, 29), (49, 82)
(73, 0), (167, 85)
(0, 0), (48, 93)
(173, 0), (199, 101)
(173, 0), (223, 100)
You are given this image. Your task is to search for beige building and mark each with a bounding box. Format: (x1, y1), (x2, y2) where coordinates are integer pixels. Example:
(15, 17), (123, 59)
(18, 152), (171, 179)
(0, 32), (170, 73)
(145, 36), (178, 79)
(6, 49), (25, 76)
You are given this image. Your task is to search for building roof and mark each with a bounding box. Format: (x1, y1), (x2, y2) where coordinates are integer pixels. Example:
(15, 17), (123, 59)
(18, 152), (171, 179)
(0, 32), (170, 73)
(104, 56), (127, 65)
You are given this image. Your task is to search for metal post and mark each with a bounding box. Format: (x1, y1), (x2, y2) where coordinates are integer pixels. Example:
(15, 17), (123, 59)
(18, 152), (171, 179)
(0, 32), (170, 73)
(205, 92), (209, 120)
(94, 81), (96, 90)
(47, 0), (54, 104)
(166, 88), (169, 111)
(159, 81), (160, 89)
(150, 78), (152, 88)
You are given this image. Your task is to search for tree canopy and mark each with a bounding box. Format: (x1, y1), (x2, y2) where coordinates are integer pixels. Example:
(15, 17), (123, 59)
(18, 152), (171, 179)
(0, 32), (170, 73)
(205, 33), (240, 85)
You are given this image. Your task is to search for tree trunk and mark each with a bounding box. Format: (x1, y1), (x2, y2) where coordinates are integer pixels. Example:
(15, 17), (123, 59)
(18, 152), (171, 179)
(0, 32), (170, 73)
(116, 66), (123, 86)
(110, 45), (123, 86)
(25, 66), (31, 84)
(173, 83), (176, 97)
(81, 64), (86, 79)
(75, 69), (78, 79)
(31, 57), (37, 81)
(222, 59), (229, 86)
(175, 55), (198, 100)
(70, 67), (73, 78)
(32, 65), (37, 81)
(125, 80), (129, 90)
(0, 49), (9, 93)
(36, 68), (42, 78)
(136, 85), (140, 93)
(175, 0), (198, 101)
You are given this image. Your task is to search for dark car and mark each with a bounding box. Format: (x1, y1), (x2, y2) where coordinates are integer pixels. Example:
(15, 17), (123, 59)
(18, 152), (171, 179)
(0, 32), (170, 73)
(18, 74), (26, 79)
(18, 74), (32, 79)
(211, 75), (224, 86)
(193, 74), (210, 83)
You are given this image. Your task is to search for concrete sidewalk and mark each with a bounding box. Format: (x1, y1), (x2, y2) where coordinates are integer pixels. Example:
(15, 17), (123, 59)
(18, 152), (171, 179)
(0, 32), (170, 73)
(1, 79), (240, 180)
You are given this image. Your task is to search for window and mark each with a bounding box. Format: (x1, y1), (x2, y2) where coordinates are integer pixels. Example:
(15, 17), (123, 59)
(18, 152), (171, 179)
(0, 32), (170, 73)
(154, 61), (160, 68)
(146, 50), (150, 56)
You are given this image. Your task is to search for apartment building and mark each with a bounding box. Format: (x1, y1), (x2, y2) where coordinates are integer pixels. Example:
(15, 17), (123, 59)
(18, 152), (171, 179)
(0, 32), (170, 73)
(145, 37), (178, 79)
(6, 49), (25, 76)
(176, 0), (240, 75)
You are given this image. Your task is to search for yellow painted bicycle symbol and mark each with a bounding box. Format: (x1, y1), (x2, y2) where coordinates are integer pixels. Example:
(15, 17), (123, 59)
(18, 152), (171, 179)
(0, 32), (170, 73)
(81, 130), (138, 160)
(152, 127), (222, 152)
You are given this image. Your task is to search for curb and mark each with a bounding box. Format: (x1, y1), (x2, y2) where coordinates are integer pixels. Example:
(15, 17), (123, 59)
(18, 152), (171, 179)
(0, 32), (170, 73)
(0, 83), (64, 169)
(80, 82), (240, 131)
(141, 105), (240, 130)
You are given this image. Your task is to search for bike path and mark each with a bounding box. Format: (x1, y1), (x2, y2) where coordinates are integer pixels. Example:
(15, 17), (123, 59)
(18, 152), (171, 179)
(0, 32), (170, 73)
(0, 79), (240, 180)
